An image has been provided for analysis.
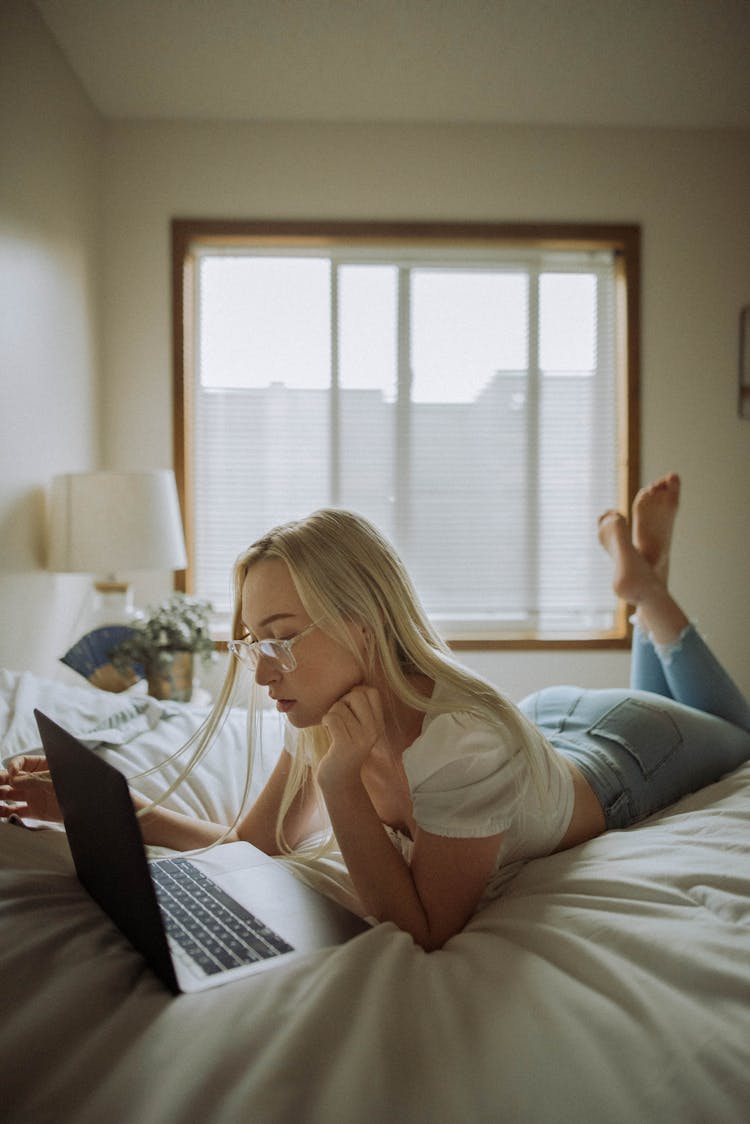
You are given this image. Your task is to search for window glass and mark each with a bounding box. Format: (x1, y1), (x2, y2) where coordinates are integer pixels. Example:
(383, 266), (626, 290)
(177, 225), (638, 644)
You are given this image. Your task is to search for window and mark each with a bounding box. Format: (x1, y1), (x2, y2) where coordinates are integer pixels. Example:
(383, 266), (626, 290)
(173, 221), (639, 647)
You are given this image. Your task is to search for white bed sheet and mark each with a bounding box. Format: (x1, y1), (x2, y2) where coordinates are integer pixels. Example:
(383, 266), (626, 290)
(2, 670), (749, 1123)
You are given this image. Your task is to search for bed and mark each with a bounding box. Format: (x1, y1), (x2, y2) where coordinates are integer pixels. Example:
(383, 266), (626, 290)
(2, 667), (749, 1124)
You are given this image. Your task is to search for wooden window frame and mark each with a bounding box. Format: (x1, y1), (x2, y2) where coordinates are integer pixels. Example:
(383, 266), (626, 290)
(172, 219), (640, 650)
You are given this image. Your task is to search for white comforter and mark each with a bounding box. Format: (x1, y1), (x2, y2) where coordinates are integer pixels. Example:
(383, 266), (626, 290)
(2, 670), (749, 1123)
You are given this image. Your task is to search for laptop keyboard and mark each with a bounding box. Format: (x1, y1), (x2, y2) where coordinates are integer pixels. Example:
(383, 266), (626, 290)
(150, 857), (294, 976)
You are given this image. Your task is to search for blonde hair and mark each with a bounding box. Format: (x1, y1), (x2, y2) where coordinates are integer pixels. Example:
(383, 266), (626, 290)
(137, 508), (547, 857)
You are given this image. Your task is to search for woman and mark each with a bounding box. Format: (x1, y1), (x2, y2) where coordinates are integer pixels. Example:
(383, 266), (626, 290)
(3, 474), (750, 950)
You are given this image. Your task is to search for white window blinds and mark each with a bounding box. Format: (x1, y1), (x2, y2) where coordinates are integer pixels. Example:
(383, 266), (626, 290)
(189, 241), (625, 638)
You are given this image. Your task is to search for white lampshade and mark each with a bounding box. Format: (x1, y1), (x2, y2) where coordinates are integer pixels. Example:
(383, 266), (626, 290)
(48, 470), (188, 575)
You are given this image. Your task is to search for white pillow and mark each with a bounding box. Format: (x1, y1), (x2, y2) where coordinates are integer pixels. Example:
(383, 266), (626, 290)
(0, 668), (284, 828)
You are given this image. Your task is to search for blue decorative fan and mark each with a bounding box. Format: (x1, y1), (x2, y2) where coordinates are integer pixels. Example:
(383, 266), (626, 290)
(61, 626), (143, 688)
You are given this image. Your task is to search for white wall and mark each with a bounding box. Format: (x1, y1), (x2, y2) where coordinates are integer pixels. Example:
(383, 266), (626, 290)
(101, 121), (750, 698)
(0, 0), (102, 675)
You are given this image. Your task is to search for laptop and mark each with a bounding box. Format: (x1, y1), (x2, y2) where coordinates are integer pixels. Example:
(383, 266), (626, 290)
(34, 710), (369, 994)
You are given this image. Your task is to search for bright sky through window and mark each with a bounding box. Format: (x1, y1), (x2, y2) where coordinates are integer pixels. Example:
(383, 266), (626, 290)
(199, 257), (331, 391)
(199, 257), (597, 402)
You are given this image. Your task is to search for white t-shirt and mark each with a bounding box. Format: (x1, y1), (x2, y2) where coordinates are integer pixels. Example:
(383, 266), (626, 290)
(388, 693), (576, 902)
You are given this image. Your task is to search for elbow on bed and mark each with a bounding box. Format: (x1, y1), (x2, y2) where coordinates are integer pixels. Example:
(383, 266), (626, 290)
(419, 936), (447, 953)
(407, 921), (455, 953)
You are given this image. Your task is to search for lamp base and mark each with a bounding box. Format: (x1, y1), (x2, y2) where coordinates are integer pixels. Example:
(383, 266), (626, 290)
(91, 580), (140, 626)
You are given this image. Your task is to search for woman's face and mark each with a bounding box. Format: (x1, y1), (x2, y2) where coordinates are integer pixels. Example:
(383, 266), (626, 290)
(241, 558), (366, 727)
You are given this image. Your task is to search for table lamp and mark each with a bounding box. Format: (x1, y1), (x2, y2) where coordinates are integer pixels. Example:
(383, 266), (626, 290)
(48, 469), (188, 619)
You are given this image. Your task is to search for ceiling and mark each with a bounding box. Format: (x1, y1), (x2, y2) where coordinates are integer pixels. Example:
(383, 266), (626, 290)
(34, 0), (750, 128)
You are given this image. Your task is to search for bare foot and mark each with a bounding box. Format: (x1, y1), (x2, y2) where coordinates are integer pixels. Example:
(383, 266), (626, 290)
(631, 473), (680, 583)
(597, 511), (661, 605)
(598, 506), (690, 644)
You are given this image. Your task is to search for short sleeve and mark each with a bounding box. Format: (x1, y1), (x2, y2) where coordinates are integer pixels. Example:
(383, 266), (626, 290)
(402, 712), (527, 838)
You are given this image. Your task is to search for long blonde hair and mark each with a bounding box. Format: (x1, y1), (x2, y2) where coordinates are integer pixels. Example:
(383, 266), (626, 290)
(137, 509), (546, 855)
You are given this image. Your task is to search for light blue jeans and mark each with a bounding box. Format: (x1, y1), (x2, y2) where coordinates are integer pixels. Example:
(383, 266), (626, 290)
(518, 625), (750, 829)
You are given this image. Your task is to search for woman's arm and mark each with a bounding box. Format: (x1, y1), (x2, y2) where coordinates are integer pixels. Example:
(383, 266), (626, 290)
(322, 771), (502, 949)
(137, 747), (320, 851)
(134, 794), (240, 849)
(2, 747), (321, 857)
(0, 756), (61, 823)
(0, 754), (246, 848)
(234, 747), (323, 853)
(318, 687), (503, 950)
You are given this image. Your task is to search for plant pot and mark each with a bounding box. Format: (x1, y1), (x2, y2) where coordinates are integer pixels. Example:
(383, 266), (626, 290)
(147, 651), (194, 702)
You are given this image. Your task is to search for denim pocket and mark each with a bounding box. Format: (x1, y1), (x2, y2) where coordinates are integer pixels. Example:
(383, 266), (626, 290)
(588, 698), (683, 778)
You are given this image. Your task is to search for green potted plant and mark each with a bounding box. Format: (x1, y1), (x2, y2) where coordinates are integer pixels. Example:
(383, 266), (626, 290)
(111, 592), (216, 702)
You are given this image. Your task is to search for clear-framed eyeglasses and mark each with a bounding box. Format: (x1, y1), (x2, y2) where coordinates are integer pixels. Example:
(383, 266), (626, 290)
(227, 621), (318, 674)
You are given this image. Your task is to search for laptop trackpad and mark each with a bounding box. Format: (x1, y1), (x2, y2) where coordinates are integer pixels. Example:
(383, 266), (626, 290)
(209, 863), (364, 950)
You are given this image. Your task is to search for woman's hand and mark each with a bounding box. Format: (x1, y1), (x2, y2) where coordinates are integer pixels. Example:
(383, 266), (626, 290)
(0, 755), (62, 822)
(319, 686), (386, 787)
